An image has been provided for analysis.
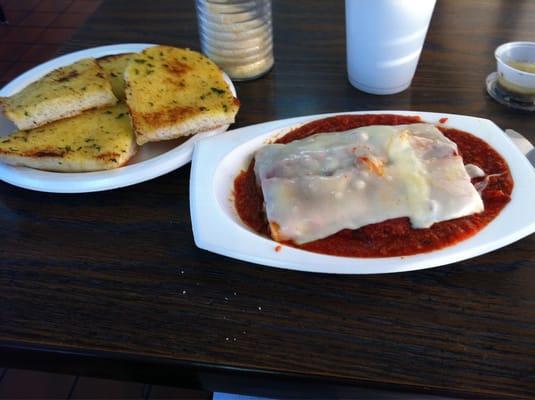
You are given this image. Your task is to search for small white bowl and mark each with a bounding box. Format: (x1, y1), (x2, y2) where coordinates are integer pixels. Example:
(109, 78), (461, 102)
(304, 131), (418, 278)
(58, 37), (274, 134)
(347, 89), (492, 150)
(495, 41), (535, 96)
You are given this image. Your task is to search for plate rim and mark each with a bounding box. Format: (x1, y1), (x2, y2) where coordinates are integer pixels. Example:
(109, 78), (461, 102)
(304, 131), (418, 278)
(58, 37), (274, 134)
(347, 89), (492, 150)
(190, 110), (535, 275)
(0, 43), (237, 193)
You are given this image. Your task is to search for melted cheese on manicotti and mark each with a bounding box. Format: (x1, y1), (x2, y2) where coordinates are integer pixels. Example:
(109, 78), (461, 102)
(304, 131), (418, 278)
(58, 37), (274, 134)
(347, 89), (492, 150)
(254, 123), (485, 245)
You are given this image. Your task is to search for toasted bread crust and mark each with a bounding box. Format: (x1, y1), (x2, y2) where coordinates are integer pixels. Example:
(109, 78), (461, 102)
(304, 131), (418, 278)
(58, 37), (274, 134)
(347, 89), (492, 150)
(133, 109), (232, 145)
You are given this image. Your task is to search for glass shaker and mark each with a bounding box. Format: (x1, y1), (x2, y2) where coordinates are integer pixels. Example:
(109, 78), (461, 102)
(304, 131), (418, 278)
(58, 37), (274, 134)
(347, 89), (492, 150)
(196, 0), (274, 81)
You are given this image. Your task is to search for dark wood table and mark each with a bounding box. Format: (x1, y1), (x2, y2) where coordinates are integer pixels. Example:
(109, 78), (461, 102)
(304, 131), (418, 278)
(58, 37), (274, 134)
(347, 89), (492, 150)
(2, 0), (534, 398)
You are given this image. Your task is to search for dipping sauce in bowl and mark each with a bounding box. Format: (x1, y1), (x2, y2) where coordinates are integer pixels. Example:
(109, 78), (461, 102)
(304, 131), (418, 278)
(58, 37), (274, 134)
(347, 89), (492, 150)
(495, 41), (535, 98)
(507, 60), (535, 74)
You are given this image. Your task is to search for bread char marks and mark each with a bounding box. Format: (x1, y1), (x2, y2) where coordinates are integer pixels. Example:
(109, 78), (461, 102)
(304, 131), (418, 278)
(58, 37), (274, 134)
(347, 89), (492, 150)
(1, 145), (122, 163)
(135, 59), (195, 132)
(137, 106), (196, 132)
(166, 59), (192, 77)
(17, 148), (63, 158)
(54, 69), (79, 82)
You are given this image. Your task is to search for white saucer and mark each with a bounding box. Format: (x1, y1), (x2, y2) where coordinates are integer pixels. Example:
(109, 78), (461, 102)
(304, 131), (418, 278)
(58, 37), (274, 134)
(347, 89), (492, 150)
(486, 72), (535, 112)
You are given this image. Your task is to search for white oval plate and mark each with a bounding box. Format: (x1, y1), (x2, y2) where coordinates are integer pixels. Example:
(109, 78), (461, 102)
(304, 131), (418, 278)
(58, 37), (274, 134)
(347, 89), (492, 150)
(0, 43), (237, 193)
(190, 110), (535, 274)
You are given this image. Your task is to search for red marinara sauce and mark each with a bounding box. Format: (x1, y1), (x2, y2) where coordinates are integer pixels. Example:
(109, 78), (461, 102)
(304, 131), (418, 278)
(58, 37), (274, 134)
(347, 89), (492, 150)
(233, 114), (513, 257)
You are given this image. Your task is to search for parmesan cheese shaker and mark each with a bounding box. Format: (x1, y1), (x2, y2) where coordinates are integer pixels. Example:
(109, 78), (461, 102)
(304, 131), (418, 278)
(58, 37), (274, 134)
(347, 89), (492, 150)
(196, 0), (274, 81)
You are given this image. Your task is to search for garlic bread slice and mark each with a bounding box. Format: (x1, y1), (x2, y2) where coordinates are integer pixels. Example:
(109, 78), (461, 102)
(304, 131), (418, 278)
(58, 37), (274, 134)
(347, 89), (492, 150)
(124, 45), (240, 145)
(0, 103), (137, 172)
(97, 53), (135, 100)
(0, 58), (117, 130)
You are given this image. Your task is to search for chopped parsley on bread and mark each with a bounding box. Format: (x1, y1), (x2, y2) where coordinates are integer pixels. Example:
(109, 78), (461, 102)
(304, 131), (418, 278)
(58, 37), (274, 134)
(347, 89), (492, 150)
(124, 45), (240, 145)
(0, 58), (117, 130)
(97, 53), (135, 100)
(0, 103), (137, 172)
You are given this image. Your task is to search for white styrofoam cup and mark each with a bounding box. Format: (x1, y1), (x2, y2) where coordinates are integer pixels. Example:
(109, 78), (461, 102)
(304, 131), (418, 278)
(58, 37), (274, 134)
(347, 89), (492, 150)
(346, 0), (436, 95)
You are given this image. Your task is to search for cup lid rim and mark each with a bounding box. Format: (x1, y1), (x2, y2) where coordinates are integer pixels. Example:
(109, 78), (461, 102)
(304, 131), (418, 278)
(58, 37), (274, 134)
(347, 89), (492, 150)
(495, 41), (535, 77)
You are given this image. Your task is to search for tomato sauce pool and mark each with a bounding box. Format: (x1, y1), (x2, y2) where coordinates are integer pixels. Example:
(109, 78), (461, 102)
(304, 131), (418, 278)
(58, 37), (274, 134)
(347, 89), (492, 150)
(233, 115), (513, 257)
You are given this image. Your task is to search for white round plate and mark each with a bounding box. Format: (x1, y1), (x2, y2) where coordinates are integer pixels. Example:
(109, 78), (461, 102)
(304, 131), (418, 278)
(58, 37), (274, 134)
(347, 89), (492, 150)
(190, 110), (535, 274)
(0, 43), (237, 193)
